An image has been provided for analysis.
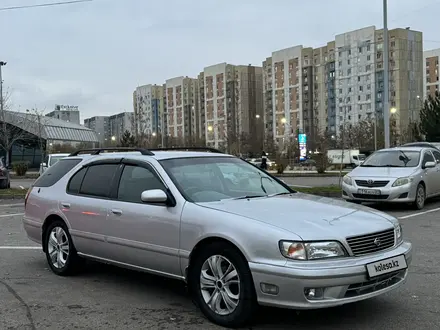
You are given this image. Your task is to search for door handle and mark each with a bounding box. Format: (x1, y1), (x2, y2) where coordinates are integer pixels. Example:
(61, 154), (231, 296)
(61, 203), (71, 209)
(111, 209), (122, 215)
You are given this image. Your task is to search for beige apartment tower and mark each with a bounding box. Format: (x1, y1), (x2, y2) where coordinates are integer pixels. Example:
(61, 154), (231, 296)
(165, 76), (199, 141)
(201, 63), (263, 150)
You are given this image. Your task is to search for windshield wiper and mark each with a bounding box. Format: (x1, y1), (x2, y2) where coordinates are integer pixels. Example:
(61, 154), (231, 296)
(360, 164), (379, 167)
(268, 192), (294, 197)
(382, 164), (401, 167)
(230, 195), (266, 200)
(257, 172), (267, 194)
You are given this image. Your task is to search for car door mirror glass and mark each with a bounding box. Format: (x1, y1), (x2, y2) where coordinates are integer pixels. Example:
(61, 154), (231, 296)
(141, 189), (168, 203)
(424, 161), (436, 169)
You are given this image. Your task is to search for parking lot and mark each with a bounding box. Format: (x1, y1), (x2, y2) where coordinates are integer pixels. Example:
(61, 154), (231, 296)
(1, 197), (440, 329)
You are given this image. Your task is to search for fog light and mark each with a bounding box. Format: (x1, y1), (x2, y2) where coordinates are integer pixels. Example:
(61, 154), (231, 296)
(260, 283), (279, 295)
(304, 287), (324, 300)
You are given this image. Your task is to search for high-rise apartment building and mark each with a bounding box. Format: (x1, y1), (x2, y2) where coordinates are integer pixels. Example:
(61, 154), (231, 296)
(264, 26), (423, 148)
(262, 46), (315, 147)
(334, 26), (423, 135)
(84, 116), (110, 145)
(109, 112), (133, 142)
(133, 84), (165, 137)
(165, 76), (200, 140)
(202, 63), (263, 149)
(423, 48), (440, 99)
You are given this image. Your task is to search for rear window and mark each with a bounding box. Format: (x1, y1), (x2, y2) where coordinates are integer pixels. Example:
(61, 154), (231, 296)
(34, 158), (82, 187)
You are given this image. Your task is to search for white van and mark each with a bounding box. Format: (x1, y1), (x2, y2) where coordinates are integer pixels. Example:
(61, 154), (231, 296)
(39, 153), (70, 175)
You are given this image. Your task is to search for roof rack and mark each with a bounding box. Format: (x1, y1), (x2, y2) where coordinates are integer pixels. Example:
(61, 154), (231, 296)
(149, 147), (223, 154)
(68, 147), (154, 156)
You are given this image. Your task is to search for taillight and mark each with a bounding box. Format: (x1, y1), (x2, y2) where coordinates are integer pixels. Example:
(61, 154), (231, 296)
(24, 186), (32, 208)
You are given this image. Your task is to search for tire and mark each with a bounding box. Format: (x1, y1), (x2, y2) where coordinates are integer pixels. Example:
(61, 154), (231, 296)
(0, 179), (8, 189)
(188, 242), (257, 328)
(413, 183), (426, 210)
(44, 220), (82, 276)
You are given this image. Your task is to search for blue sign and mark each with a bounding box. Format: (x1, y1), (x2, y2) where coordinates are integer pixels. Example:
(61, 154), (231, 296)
(298, 134), (307, 144)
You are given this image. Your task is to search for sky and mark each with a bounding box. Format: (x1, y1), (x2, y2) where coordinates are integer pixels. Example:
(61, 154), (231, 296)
(1, 0), (440, 123)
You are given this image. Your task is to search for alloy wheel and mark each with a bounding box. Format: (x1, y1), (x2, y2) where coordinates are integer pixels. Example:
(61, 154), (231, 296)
(200, 255), (240, 316)
(416, 186), (425, 209)
(47, 226), (70, 269)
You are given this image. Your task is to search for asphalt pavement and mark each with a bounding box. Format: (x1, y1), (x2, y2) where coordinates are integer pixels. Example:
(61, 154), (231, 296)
(1, 198), (440, 329)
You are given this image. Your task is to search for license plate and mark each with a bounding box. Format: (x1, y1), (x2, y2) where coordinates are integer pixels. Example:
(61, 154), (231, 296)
(366, 255), (407, 278)
(358, 188), (381, 195)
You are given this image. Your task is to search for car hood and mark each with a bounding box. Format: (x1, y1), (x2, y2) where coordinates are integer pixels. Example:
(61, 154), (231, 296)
(350, 166), (417, 178)
(197, 194), (397, 241)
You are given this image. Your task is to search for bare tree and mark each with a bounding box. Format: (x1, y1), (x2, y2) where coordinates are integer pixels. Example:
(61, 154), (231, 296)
(0, 90), (34, 166)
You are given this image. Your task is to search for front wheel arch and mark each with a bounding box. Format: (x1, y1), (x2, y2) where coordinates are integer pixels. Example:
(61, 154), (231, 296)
(187, 237), (249, 283)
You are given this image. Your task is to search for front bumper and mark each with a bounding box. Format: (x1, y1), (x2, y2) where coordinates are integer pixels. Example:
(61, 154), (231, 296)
(341, 181), (417, 203)
(249, 241), (412, 309)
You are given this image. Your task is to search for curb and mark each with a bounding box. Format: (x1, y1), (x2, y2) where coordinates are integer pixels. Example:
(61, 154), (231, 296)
(305, 191), (341, 198)
(10, 175), (39, 180)
(274, 173), (348, 178)
(0, 195), (26, 200)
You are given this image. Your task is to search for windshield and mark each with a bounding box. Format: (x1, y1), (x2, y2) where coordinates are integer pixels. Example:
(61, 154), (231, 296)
(49, 155), (67, 166)
(361, 150), (420, 167)
(160, 157), (292, 203)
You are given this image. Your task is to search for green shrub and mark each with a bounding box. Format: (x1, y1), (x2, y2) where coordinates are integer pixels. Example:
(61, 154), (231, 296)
(12, 161), (29, 176)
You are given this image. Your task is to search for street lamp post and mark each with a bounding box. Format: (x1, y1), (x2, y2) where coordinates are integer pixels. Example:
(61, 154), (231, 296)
(0, 61), (6, 114)
(383, 0), (391, 148)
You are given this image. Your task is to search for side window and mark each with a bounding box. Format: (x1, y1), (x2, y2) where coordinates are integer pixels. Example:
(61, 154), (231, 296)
(79, 164), (119, 198)
(423, 151), (435, 164)
(34, 159), (82, 187)
(117, 165), (166, 203)
(67, 167), (87, 194)
(432, 150), (440, 164)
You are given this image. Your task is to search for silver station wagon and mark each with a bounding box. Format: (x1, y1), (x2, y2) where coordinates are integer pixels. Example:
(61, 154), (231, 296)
(23, 147), (412, 328)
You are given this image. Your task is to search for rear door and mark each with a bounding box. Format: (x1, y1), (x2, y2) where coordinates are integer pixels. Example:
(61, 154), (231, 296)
(63, 159), (121, 258)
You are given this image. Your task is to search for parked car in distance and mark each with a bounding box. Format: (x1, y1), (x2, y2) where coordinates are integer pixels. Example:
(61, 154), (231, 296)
(0, 158), (10, 189)
(23, 147), (412, 328)
(246, 157), (275, 169)
(342, 146), (440, 209)
(39, 153), (70, 176)
(402, 141), (440, 150)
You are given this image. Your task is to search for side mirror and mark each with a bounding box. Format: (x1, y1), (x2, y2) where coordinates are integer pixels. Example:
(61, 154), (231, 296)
(42, 163), (47, 167)
(423, 161), (436, 169)
(141, 189), (168, 204)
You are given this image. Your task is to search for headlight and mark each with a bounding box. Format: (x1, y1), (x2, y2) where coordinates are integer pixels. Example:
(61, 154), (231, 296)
(392, 177), (414, 187)
(395, 224), (403, 244)
(279, 241), (347, 260)
(342, 175), (352, 186)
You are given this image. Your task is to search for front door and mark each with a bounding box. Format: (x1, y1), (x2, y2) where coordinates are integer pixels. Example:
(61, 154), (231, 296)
(422, 150), (440, 196)
(104, 160), (183, 277)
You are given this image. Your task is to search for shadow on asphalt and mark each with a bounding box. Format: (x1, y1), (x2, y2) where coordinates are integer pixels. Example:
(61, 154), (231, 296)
(74, 261), (398, 329)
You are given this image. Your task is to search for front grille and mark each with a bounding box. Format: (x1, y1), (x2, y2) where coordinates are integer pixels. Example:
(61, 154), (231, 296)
(346, 228), (395, 256)
(344, 270), (405, 298)
(352, 194), (389, 200)
(355, 180), (389, 187)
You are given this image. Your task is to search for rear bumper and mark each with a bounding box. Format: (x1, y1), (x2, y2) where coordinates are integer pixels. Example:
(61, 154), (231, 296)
(23, 217), (43, 245)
